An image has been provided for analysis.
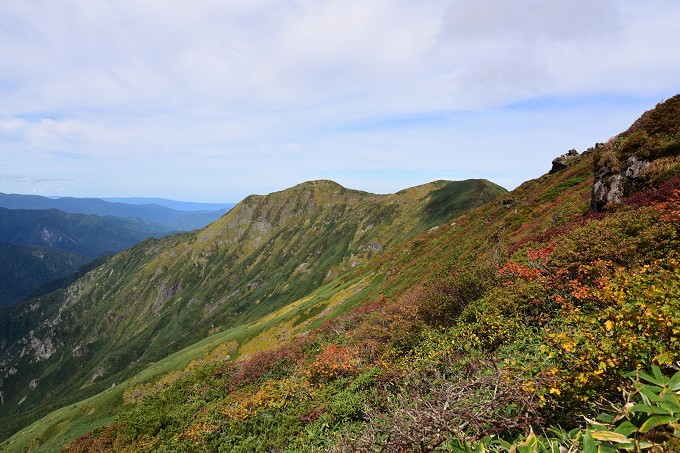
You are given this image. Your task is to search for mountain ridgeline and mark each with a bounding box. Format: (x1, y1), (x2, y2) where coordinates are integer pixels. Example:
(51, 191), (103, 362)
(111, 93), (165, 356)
(0, 207), (168, 258)
(0, 178), (505, 440)
(0, 207), (177, 307)
(0, 194), (233, 232)
(2, 95), (679, 452)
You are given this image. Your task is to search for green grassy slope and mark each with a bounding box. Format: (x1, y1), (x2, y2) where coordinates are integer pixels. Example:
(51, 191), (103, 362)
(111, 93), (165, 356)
(2, 152), (601, 452)
(0, 179), (504, 443)
(0, 149), (593, 451)
(12, 96), (678, 452)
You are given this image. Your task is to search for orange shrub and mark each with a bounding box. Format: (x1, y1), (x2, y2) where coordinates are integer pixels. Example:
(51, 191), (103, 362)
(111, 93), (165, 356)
(306, 344), (360, 383)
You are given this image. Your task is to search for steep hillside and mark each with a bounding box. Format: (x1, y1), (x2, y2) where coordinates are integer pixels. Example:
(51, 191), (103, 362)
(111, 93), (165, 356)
(0, 244), (89, 307)
(0, 208), (167, 258)
(0, 194), (230, 232)
(0, 208), (174, 306)
(7, 97), (677, 452)
(0, 179), (504, 442)
(592, 93), (680, 210)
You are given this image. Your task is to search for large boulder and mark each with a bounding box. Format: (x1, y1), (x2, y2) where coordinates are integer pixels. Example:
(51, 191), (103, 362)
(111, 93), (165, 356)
(549, 149), (581, 174)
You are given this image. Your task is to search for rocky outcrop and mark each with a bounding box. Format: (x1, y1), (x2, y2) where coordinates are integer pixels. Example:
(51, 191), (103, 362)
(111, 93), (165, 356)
(550, 149), (581, 174)
(152, 281), (183, 314)
(18, 330), (58, 362)
(549, 130), (666, 211)
(590, 95), (680, 211)
(591, 155), (652, 211)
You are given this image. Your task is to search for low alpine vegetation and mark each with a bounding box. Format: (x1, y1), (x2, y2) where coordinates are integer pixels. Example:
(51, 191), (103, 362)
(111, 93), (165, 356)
(63, 163), (680, 452)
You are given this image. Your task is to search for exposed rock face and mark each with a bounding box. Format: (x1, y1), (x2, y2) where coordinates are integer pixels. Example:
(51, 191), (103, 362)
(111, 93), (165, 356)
(72, 344), (89, 358)
(592, 173), (623, 209)
(19, 331), (58, 362)
(590, 95), (680, 211)
(550, 149), (581, 174)
(152, 281), (183, 314)
(591, 156), (652, 211)
(625, 156), (651, 179)
(365, 242), (383, 252)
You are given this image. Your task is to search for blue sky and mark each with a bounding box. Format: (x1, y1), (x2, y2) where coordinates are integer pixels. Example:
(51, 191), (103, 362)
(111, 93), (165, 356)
(1, 0), (679, 202)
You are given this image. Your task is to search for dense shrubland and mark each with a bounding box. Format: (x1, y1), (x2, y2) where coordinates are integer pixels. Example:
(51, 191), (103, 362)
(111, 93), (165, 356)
(59, 164), (680, 451)
(0, 179), (506, 443)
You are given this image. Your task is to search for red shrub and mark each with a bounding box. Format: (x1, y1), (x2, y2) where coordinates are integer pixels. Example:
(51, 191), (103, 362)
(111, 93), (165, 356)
(508, 212), (605, 255)
(622, 176), (680, 207)
(230, 339), (306, 388)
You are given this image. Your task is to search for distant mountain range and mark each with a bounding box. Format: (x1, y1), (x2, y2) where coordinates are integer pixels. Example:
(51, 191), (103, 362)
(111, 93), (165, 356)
(0, 193), (234, 231)
(1, 95), (678, 452)
(0, 195), (235, 307)
(0, 207), (172, 257)
(0, 207), (170, 307)
(0, 178), (506, 440)
(100, 197), (236, 212)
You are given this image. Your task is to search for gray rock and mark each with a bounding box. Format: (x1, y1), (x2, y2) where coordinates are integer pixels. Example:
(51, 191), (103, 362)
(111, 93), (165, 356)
(624, 156), (650, 179)
(365, 242), (383, 252)
(550, 150), (581, 174)
(591, 155), (651, 211)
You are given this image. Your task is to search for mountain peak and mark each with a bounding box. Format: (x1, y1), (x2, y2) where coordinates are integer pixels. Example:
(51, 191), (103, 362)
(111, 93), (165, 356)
(291, 179), (345, 190)
(0, 177), (506, 441)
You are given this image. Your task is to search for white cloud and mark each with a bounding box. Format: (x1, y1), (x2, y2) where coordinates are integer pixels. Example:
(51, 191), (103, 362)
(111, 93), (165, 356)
(0, 0), (678, 200)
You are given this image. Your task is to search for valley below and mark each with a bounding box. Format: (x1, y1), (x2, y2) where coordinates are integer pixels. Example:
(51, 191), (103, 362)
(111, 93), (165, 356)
(1, 95), (679, 452)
